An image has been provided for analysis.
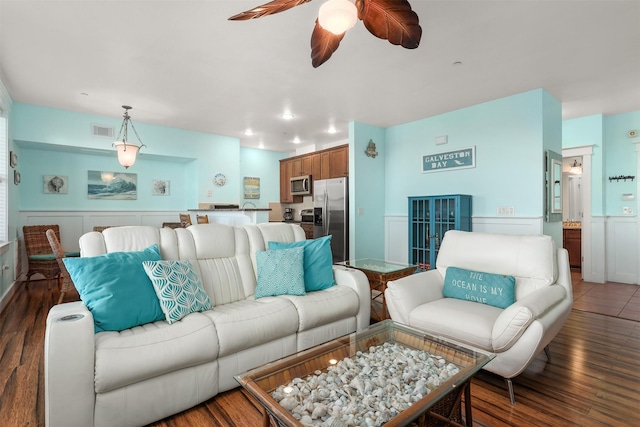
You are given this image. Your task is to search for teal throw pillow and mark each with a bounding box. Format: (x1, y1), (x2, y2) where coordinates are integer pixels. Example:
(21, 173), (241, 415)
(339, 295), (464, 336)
(443, 266), (516, 309)
(142, 260), (213, 324)
(268, 235), (336, 291)
(255, 246), (306, 298)
(63, 244), (165, 332)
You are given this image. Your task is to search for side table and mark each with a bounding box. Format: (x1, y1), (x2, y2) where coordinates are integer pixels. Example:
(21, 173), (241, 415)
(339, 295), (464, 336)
(336, 258), (417, 322)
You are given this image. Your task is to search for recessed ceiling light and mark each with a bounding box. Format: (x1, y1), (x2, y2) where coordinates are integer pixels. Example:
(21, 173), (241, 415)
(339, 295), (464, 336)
(453, 61), (463, 66)
(328, 126), (337, 134)
(80, 92), (89, 96)
(244, 129), (254, 136)
(281, 112), (295, 120)
(292, 137), (301, 144)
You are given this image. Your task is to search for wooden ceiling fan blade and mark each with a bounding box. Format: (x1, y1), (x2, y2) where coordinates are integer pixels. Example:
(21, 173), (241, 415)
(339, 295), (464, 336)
(310, 19), (345, 68)
(229, 0), (313, 20)
(357, 0), (422, 49)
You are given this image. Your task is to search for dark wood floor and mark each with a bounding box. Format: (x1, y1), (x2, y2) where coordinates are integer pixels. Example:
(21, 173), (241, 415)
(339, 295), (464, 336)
(1, 273), (639, 426)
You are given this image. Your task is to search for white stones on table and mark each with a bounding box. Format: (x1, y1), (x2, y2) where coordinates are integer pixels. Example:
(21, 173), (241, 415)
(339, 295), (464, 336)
(271, 342), (461, 427)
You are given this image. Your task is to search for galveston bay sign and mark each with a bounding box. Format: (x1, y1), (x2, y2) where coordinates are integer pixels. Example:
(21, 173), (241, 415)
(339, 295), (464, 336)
(422, 146), (475, 173)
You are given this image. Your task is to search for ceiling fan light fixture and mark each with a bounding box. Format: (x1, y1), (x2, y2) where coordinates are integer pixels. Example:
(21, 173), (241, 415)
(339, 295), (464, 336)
(318, 0), (358, 35)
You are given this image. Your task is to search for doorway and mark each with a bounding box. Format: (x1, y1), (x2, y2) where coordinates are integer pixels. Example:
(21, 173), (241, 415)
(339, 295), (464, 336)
(562, 145), (593, 281)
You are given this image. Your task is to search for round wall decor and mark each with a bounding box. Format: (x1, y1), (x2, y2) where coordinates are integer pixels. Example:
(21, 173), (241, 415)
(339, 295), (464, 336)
(214, 173), (226, 186)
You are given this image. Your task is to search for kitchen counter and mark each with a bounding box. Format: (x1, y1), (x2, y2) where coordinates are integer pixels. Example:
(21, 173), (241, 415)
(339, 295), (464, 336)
(186, 208), (271, 225)
(188, 208), (272, 212)
(563, 221), (582, 229)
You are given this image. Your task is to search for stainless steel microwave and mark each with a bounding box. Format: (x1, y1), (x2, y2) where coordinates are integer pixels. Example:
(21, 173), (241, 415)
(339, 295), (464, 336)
(290, 175), (311, 195)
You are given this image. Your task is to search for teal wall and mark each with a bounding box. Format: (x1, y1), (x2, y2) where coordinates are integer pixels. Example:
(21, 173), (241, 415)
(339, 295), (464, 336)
(562, 114), (605, 215)
(10, 103), (284, 210)
(603, 111), (640, 216)
(18, 146), (191, 210)
(350, 121), (386, 259)
(239, 147), (288, 205)
(384, 89), (555, 223)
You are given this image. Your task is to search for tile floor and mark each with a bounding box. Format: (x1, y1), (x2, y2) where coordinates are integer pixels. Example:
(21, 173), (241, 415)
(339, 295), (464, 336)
(571, 270), (640, 321)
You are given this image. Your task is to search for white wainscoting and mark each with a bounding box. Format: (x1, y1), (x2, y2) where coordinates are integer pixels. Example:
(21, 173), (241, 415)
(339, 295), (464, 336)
(384, 216), (543, 264)
(384, 214), (637, 285)
(605, 216), (638, 284)
(384, 216), (410, 264)
(19, 210), (185, 252)
(471, 217), (544, 235)
(585, 216), (607, 284)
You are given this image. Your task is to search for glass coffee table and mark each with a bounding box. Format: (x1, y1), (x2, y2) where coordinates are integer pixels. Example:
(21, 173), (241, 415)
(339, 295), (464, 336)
(336, 258), (418, 321)
(235, 320), (494, 427)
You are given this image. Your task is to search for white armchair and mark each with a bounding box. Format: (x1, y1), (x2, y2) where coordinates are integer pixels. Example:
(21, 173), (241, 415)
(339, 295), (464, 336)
(385, 230), (572, 404)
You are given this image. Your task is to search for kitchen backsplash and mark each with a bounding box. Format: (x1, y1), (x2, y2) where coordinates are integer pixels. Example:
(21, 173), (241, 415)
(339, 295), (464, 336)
(270, 196), (313, 221)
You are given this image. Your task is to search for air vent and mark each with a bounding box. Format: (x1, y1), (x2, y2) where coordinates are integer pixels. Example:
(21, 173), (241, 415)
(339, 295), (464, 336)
(91, 124), (114, 138)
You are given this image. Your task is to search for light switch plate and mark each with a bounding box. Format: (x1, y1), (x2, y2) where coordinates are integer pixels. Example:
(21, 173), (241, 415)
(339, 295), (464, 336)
(623, 206), (633, 215)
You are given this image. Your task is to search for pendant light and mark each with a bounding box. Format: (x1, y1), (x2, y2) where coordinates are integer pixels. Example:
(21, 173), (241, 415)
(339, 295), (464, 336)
(113, 105), (146, 169)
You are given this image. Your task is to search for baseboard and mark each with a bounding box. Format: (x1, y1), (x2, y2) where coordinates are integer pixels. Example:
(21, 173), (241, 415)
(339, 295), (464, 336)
(0, 280), (19, 316)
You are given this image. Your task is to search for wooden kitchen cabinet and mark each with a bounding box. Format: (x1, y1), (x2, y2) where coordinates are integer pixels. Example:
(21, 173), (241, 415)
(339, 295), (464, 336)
(280, 145), (348, 201)
(327, 145), (348, 178)
(279, 159), (302, 203)
(320, 151), (331, 179)
(292, 156), (312, 177)
(563, 228), (582, 269)
(310, 153), (321, 180)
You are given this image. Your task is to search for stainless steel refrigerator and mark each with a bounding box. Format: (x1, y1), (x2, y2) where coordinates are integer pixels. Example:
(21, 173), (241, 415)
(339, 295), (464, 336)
(313, 177), (348, 262)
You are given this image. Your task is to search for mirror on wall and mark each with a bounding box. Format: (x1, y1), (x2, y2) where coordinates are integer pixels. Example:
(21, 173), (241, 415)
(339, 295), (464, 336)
(545, 150), (563, 222)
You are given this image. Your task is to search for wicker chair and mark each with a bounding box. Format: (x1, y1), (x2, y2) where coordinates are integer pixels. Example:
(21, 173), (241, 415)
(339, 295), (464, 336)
(46, 229), (77, 304)
(23, 225), (62, 288)
(162, 222), (183, 229)
(179, 214), (192, 227)
(196, 214), (209, 224)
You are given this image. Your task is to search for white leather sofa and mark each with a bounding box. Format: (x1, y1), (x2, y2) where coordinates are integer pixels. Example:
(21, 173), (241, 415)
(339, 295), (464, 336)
(385, 230), (572, 404)
(44, 223), (370, 427)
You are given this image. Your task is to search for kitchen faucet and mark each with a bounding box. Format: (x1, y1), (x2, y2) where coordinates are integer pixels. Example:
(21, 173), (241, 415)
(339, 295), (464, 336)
(241, 201), (256, 209)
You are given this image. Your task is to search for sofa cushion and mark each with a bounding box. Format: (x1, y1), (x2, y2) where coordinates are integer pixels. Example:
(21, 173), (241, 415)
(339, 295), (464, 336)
(408, 298), (502, 352)
(255, 247), (306, 298)
(281, 285), (360, 332)
(94, 312), (218, 393)
(143, 260), (213, 324)
(443, 266), (516, 309)
(204, 298), (299, 357)
(269, 236), (336, 291)
(63, 244), (164, 332)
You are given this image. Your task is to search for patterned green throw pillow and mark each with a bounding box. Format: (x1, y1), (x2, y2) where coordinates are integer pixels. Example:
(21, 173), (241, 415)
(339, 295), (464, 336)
(142, 260), (213, 324)
(255, 246), (306, 298)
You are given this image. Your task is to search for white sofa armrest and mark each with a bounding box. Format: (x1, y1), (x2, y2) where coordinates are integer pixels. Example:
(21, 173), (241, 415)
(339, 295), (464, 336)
(385, 270), (444, 325)
(333, 266), (371, 331)
(492, 284), (567, 352)
(45, 302), (96, 427)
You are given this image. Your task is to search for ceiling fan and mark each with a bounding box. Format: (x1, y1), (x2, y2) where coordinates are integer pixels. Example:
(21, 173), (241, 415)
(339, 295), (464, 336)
(229, 0), (422, 67)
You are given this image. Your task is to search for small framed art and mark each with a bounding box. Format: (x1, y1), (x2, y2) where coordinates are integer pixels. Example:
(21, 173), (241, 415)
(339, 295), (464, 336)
(152, 179), (170, 196)
(44, 175), (68, 194)
(9, 151), (18, 168)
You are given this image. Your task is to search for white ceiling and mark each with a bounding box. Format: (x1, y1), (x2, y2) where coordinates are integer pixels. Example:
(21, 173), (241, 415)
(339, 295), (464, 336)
(1, 0), (639, 153)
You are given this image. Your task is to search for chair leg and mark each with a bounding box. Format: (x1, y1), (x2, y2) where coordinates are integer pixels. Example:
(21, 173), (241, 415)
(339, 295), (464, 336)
(57, 274), (64, 304)
(505, 378), (516, 405)
(544, 345), (551, 362)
